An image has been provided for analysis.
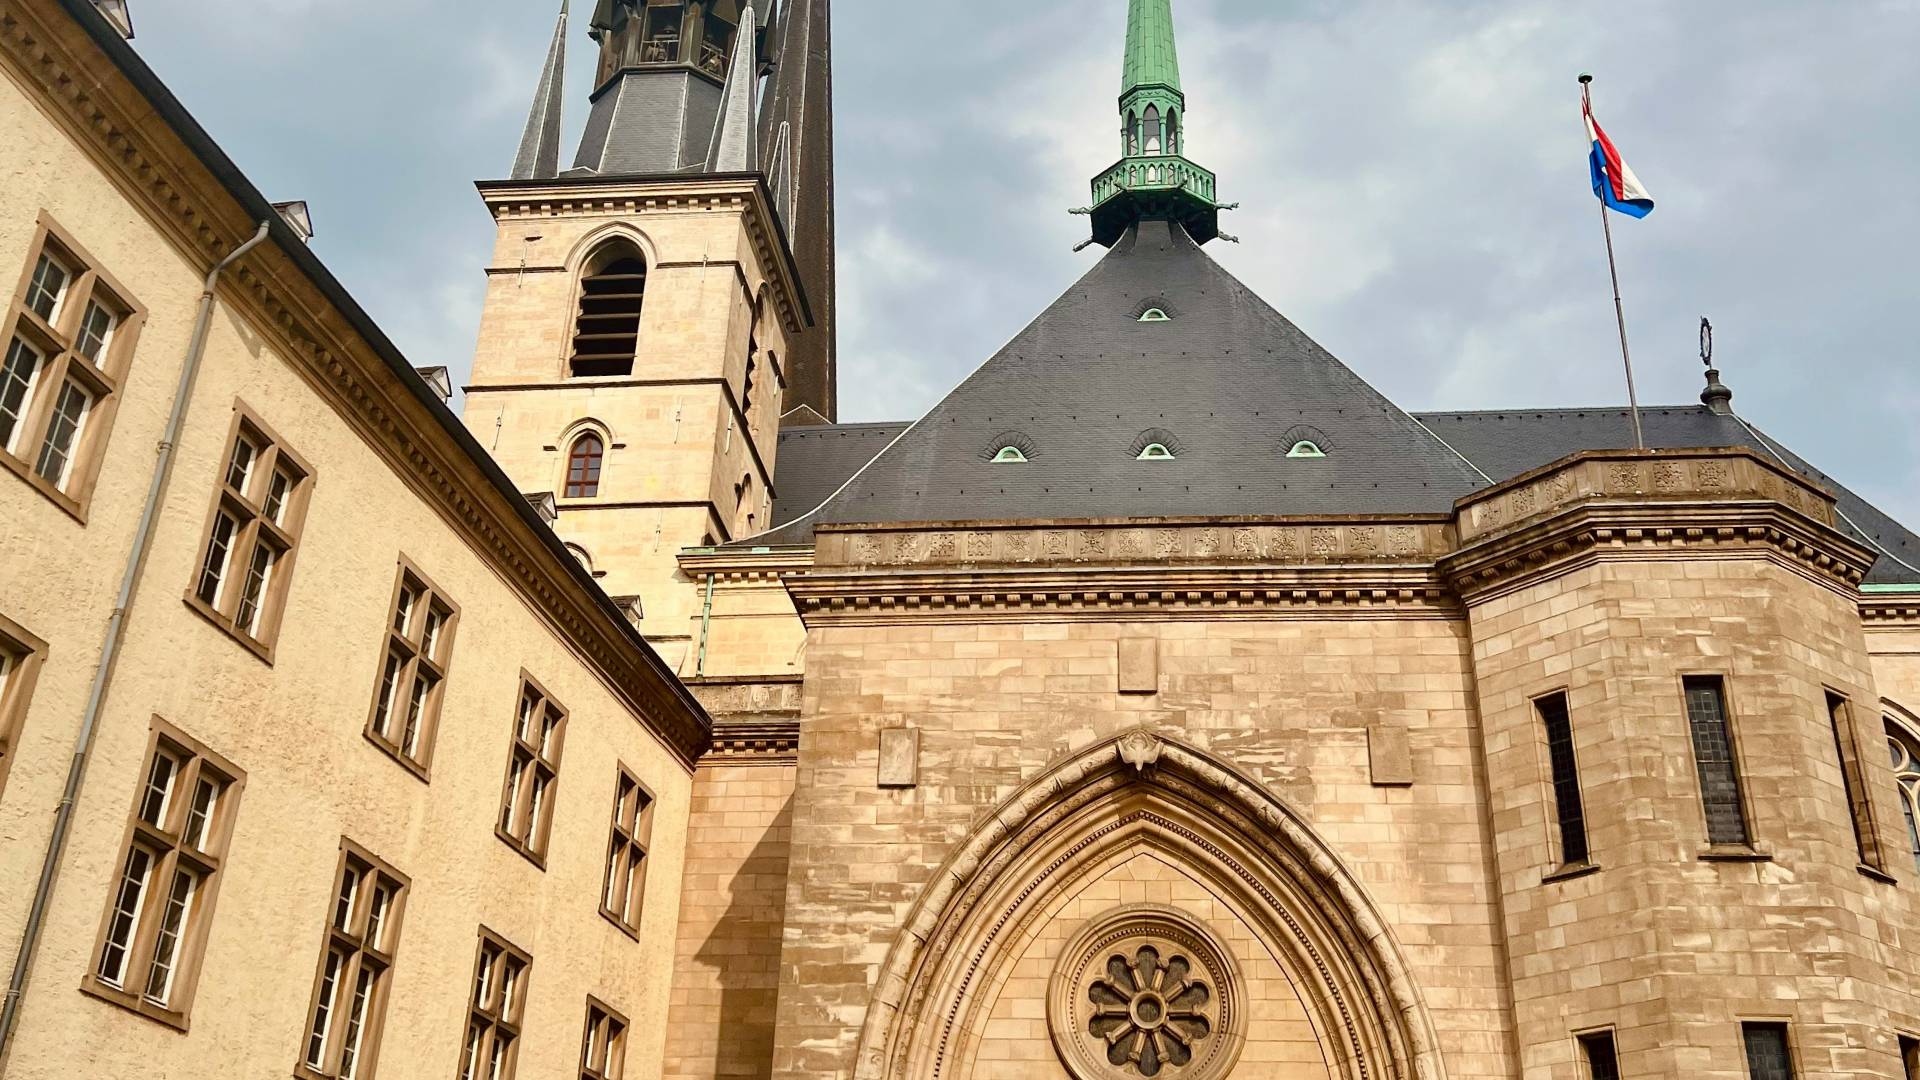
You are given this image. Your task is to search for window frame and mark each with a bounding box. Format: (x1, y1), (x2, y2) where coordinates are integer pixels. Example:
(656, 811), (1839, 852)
(496, 671), (570, 869)
(1888, 709), (1920, 880)
(0, 213), (146, 520)
(183, 401), (315, 663)
(1575, 1028), (1621, 1080)
(0, 612), (49, 800)
(564, 432), (605, 500)
(81, 716), (245, 1031)
(580, 996), (630, 1080)
(599, 766), (656, 939)
(461, 927), (532, 1080)
(1680, 674), (1761, 854)
(363, 556), (461, 781)
(296, 839), (410, 1080)
(1533, 690), (1594, 874)
(1739, 1020), (1799, 1080)
(1823, 688), (1890, 877)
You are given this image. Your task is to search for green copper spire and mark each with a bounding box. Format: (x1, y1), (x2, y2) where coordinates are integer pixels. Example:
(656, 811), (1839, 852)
(1079, 0), (1229, 248)
(1122, 0), (1183, 97)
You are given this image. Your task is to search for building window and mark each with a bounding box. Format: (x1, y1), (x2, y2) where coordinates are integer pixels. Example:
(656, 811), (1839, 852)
(0, 215), (145, 516)
(565, 433), (605, 498)
(462, 929), (531, 1080)
(991, 446), (1027, 463)
(601, 768), (655, 937)
(1890, 717), (1920, 877)
(570, 244), (646, 378)
(365, 559), (459, 779)
(1166, 110), (1180, 155)
(1900, 1035), (1918, 1080)
(1577, 1030), (1620, 1080)
(580, 997), (629, 1080)
(186, 403), (313, 660)
(1143, 104), (1163, 155)
(298, 841), (408, 1080)
(1537, 693), (1590, 868)
(0, 615), (47, 799)
(1287, 440), (1327, 459)
(498, 675), (569, 867)
(83, 718), (244, 1029)
(1138, 308), (1171, 322)
(1825, 692), (1885, 871)
(1741, 1022), (1795, 1080)
(1683, 677), (1751, 848)
(1136, 444), (1175, 461)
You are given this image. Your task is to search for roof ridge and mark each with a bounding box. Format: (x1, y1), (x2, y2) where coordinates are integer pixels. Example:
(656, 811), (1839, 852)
(1414, 404), (1710, 418)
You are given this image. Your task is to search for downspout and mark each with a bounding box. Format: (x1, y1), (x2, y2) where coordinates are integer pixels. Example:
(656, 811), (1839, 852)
(0, 222), (272, 1062)
(695, 571), (717, 677)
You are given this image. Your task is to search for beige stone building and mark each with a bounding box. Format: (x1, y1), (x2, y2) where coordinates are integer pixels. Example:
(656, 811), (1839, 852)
(5, 1), (1920, 1080)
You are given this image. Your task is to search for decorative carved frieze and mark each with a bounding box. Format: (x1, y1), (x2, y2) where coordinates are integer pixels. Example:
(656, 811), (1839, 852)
(1455, 448), (1837, 545)
(813, 519), (1453, 571)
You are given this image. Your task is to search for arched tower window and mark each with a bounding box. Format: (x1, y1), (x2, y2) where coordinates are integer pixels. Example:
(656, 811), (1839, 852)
(565, 433), (605, 498)
(1890, 716), (1920, 875)
(1166, 110), (1180, 155)
(641, 2), (686, 64)
(571, 242), (647, 378)
(1143, 105), (1162, 155)
(1124, 111), (1139, 156)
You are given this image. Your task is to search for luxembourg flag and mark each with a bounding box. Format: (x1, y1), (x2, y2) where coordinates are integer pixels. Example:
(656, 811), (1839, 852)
(1585, 99), (1655, 218)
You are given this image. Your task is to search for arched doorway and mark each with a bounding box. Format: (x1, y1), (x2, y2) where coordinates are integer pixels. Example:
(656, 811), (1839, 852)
(852, 731), (1447, 1080)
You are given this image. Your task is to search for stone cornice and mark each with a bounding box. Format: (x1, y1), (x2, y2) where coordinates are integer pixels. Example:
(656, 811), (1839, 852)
(475, 174), (810, 336)
(1861, 596), (1920, 627)
(1444, 449), (1876, 603)
(680, 546), (816, 582)
(788, 564), (1457, 624)
(6, 0), (712, 768)
(684, 676), (802, 766)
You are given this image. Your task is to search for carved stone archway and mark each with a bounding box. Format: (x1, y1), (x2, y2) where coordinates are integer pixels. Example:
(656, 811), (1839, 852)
(852, 731), (1448, 1080)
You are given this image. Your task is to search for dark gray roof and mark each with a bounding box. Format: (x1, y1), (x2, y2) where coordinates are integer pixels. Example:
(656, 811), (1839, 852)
(1417, 407), (1920, 584)
(756, 222), (1917, 585)
(772, 421), (910, 525)
(756, 220), (1493, 541)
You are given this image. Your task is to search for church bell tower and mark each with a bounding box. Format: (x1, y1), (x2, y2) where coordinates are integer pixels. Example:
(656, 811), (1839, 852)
(462, 0), (835, 667)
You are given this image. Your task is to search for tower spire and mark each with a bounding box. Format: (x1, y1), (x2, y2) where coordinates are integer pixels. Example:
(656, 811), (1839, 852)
(1122, 0), (1182, 100)
(705, 1), (760, 172)
(1081, 0), (1227, 247)
(510, 0), (569, 181)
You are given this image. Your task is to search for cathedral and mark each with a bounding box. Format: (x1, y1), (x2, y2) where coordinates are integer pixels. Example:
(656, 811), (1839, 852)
(1, 1), (1919, 1079)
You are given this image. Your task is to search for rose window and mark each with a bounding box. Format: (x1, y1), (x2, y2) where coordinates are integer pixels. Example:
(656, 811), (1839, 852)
(1087, 945), (1212, 1075)
(1049, 906), (1243, 1080)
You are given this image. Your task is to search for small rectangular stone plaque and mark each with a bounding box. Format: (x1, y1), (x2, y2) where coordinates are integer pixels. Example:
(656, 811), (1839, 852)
(878, 728), (920, 788)
(1368, 726), (1413, 787)
(1117, 639), (1158, 695)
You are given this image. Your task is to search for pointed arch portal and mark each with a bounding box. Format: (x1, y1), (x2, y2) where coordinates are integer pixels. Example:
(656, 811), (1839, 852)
(853, 732), (1446, 1080)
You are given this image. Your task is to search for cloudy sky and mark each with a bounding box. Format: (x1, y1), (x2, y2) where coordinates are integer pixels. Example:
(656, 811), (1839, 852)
(128, 0), (1919, 527)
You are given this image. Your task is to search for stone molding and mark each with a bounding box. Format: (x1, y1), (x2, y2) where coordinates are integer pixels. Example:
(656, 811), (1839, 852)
(780, 449), (1880, 624)
(852, 730), (1447, 1080)
(686, 677), (802, 765)
(1861, 595), (1920, 627)
(812, 517), (1454, 569)
(788, 565), (1456, 625)
(2, 1), (712, 768)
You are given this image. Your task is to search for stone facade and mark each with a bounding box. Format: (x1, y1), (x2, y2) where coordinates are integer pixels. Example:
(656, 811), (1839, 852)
(0, 3), (706, 1076)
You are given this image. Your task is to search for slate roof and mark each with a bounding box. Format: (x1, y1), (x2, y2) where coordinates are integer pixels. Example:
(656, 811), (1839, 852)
(758, 221), (1919, 586)
(771, 421), (910, 525)
(756, 220), (1494, 542)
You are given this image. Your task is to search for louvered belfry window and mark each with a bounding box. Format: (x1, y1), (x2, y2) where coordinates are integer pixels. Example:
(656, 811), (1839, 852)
(570, 248), (646, 378)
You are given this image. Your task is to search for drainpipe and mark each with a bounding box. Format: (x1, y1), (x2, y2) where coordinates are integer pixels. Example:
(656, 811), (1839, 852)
(695, 571), (717, 677)
(0, 222), (272, 1062)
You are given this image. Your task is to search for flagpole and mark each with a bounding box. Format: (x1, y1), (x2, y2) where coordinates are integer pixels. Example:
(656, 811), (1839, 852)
(1581, 74), (1646, 450)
